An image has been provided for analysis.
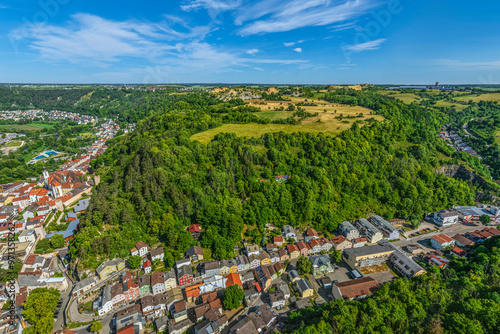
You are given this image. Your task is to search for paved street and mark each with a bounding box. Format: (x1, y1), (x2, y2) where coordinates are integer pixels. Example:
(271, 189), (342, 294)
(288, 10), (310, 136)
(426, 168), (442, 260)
(393, 222), (485, 251)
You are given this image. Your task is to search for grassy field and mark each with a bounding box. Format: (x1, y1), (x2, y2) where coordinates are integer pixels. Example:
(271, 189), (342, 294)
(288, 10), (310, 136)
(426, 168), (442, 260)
(191, 98), (384, 144)
(0, 123), (55, 131)
(381, 91), (422, 104)
(1, 140), (23, 147)
(454, 93), (500, 103)
(432, 100), (468, 111)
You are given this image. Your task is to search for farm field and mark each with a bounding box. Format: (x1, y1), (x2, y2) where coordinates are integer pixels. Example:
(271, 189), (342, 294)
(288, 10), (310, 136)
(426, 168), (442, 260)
(0, 123), (55, 131)
(191, 98), (384, 144)
(453, 93), (500, 103)
(432, 100), (468, 111)
(381, 91), (422, 104)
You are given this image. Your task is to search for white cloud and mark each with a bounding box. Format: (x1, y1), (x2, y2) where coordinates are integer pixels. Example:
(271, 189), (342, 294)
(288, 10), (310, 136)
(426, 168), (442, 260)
(181, 0), (241, 20)
(328, 21), (357, 32)
(181, 0), (241, 11)
(284, 42), (295, 47)
(293, 48), (302, 53)
(10, 13), (307, 78)
(343, 38), (386, 52)
(0, 3), (8, 9)
(235, 0), (382, 35)
(433, 59), (500, 70)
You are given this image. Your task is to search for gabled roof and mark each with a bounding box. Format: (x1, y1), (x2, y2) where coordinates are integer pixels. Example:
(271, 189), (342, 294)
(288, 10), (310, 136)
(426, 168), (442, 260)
(334, 277), (379, 299)
(225, 273), (242, 287)
(432, 234), (455, 244)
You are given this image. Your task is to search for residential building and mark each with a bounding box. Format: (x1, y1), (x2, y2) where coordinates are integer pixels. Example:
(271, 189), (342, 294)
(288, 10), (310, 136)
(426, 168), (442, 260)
(273, 236), (284, 246)
(287, 244), (300, 259)
(244, 244), (261, 257)
(248, 255), (260, 269)
(451, 246), (467, 258)
(331, 235), (352, 251)
(111, 283), (126, 305)
(73, 277), (96, 297)
(369, 215), (400, 240)
(269, 292), (286, 309)
(259, 252), (271, 265)
(176, 261), (193, 287)
(431, 234), (456, 250)
(294, 278), (314, 298)
(186, 246), (204, 262)
(138, 275), (151, 295)
(151, 271), (165, 294)
(96, 258), (126, 279)
(355, 218), (384, 243)
(288, 270), (300, 283)
(282, 225), (296, 240)
(268, 251), (280, 263)
(162, 270), (177, 292)
(343, 243), (394, 269)
(296, 241), (311, 257)
(150, 247), (164, 262)
(203, 261), (221, 277)
(310, 255), (334, 276)
(278, 248), (289, 261)
(143, 259), (152, 274)
(98, 285), (113, 316)
(433, 209), (460, 227)
(332, 277), (379, 300)
(305, 228), (319, 242)
(309, 238), (323, 254)
(387, 244), (427, 278)
(339, 221), (360, 241)
(352, 237), (368, 248)
(173, 301), (188, 322)
(219, 260), (231, 274)
(130, 241), (149, 257)
(188, 224), (202, 240)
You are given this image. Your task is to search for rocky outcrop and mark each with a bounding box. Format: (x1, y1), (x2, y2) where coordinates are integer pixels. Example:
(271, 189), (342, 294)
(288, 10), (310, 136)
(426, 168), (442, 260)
(436, 165), (488, 186)
(436, 164), (500, 199)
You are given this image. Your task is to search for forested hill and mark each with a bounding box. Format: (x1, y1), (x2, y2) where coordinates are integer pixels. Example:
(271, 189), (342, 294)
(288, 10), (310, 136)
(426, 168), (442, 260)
(70, 87), (492, 268)
(283, 235), (500, 334)
(0, 86), (188, 123)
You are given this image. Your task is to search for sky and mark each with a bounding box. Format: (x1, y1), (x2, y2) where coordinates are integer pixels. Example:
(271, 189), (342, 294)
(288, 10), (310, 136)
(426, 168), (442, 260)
(0, 0), (499, 84)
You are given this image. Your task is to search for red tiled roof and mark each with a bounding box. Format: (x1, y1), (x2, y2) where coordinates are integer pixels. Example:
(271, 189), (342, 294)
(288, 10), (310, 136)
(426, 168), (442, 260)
(335, 277), (379, 299)
(306, 228), (318, 237)
(432, 234), (454, 244)
(225, 273), (242, 287)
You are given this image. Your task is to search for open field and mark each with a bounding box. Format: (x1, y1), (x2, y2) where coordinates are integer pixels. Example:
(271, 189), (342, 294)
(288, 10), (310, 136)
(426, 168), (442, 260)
(454, 93), (500, 103)
(191, 98), (383, 144)
(432, 100), (468, 111)
(381, 91), (422, 104)
(1, 140), (23, 147)
(0, 123), (55, 131)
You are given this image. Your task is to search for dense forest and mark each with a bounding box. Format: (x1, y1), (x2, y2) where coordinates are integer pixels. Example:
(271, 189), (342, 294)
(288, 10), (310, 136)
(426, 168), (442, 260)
(283, 235), (500, 334)
(70, 88), (487, 269)
(0, 86), (184, 123)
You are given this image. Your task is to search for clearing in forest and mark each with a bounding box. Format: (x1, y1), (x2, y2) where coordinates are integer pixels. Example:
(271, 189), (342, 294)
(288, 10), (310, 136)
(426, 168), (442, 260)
(190, 97), (384, 144)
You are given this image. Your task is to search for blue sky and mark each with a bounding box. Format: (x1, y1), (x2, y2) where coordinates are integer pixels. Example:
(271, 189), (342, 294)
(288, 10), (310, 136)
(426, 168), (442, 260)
(0, 0), (499, 84)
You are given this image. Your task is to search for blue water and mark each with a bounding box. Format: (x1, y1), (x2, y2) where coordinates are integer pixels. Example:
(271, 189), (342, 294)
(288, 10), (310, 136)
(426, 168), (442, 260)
(34, 150), (58, 160)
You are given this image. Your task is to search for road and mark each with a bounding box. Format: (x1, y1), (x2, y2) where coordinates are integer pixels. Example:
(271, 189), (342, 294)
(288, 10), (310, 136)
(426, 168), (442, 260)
(463, 118), (477, 138)
(392, 221), (484, 251)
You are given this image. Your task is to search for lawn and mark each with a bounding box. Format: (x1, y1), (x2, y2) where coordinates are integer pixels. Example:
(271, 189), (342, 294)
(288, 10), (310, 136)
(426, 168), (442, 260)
(1, 140), (23, 147)
(0, 123), (55, 131)
(191, 102), (383, 144)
